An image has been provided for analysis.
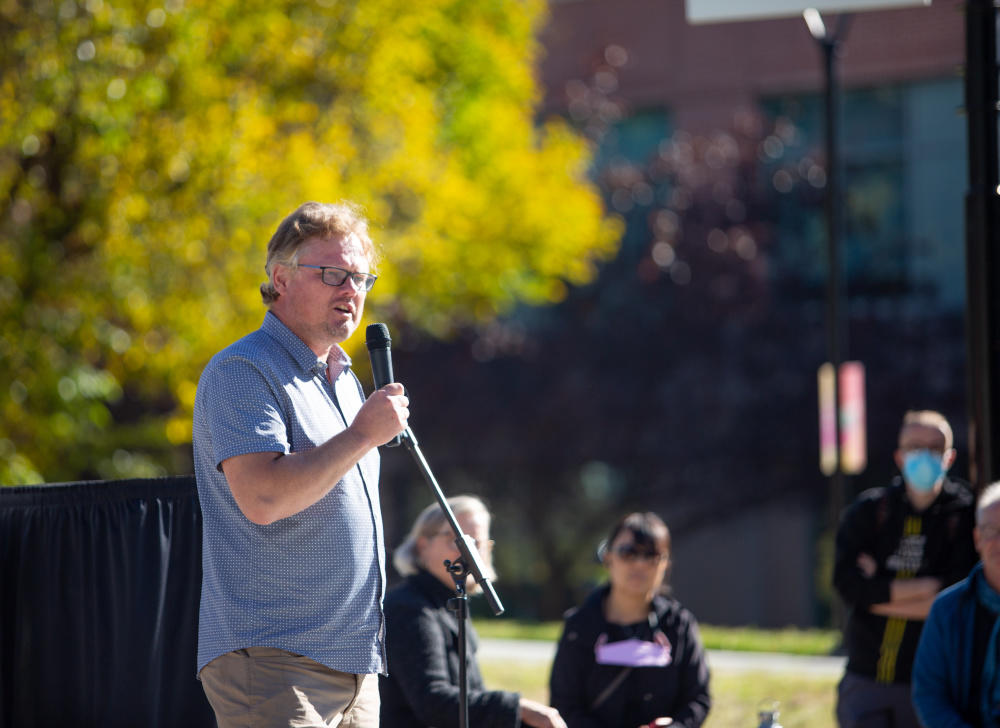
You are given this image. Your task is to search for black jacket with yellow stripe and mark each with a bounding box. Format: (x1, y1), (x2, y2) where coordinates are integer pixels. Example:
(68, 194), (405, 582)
(833, 476), (977, 683)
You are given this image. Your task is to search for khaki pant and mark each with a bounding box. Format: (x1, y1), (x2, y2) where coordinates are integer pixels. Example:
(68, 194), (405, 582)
(200, 647), (380, 728)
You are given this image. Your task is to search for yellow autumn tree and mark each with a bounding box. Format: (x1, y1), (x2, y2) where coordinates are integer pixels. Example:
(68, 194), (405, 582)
(0, 0), (621, 484)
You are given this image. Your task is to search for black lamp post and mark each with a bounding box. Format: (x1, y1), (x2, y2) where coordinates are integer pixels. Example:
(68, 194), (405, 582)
(963, 0), (1000, 493)
(805, 9), (852, 517)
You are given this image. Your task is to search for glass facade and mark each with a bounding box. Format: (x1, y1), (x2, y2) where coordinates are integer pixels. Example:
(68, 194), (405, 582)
(761, 78), (967, 313)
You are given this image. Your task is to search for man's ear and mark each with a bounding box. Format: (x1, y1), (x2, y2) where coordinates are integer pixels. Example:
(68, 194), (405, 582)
(893, 449), (904, 471)
(943, 448), (957, 470)
(272, 263), (292, 296)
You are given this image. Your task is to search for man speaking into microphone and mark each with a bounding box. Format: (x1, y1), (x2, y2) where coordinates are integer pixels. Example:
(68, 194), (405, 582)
(192, 201), (409, 727)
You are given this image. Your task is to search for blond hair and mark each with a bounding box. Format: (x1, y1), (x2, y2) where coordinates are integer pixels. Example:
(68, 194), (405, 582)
(393, 495), (496, 580)
(260, 201), (378, 306)
(900, 410), (954, 451)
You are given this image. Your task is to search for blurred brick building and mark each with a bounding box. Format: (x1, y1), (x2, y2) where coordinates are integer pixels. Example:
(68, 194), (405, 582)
(539, 0), (963, 130)
(525, 0), (969, 626)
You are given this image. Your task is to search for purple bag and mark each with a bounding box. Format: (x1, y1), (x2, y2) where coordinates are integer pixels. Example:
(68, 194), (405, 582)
(594, 630), (672, 667)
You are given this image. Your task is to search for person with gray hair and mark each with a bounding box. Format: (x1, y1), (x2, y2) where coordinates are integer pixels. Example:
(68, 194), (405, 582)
(379, 495), (567, 728)
(912, 481), (1000, 727)
(390, 495), (498, 584)
(193, 201), (410, 727)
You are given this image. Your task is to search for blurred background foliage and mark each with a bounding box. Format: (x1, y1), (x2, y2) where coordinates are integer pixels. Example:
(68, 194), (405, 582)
(0, 0), (622, 484)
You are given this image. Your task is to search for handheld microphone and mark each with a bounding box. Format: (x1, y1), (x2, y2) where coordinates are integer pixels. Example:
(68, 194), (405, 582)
(365, 322), (402, 447)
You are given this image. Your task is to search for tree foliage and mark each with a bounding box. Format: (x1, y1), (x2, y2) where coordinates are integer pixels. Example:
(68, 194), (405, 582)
(0, 0), (621, 484)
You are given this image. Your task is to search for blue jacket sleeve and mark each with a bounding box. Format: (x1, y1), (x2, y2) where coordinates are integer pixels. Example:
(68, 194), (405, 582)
(911, 597), (973, 728)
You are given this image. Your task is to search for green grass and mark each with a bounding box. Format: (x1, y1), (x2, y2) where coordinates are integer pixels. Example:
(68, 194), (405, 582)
(480, 656), (837, 728)
(476, 621), (841, 726)
(698, 625), (840, 656)
(473, 619), (841, 656)
(704, 673), (836, 728)
(472, 618), (562, 642)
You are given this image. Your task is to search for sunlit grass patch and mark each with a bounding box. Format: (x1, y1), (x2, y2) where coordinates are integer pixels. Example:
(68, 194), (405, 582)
(473, 619), (840, 656)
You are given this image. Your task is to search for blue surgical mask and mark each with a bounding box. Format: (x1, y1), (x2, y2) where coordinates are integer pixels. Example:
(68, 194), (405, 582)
(902, 450), (945, 492)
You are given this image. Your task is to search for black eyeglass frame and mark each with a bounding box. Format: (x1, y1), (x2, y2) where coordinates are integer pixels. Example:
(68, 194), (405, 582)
(612, 544), (667, 564)
(298, 264), (377, 292)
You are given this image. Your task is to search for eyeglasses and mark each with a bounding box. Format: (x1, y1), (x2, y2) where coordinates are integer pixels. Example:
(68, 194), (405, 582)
(433, 529), (494, 552)
(612, 544), (667, 564)
(298, 264), (377, 292)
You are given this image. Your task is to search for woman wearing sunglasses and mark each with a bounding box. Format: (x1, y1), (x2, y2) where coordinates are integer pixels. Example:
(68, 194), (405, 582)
(549, 512), (711, 728)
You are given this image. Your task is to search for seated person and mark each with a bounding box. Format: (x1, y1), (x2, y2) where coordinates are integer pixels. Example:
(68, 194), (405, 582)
(912, 481), (1000, 727)
(379, 495), (566, 728)
(549, 512), (711, 728)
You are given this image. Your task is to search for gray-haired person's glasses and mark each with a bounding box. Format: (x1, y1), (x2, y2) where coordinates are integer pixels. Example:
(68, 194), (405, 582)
(298, 264), (377, 292)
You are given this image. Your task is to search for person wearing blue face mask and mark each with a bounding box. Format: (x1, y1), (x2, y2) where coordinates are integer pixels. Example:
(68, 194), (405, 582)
(833, 410), (978, 728)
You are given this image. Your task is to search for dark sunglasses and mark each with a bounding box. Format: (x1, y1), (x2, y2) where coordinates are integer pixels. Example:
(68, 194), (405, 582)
(612, 544), (666, 563)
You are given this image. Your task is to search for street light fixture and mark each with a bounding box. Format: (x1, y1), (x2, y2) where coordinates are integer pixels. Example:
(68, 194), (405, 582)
(803, 7), (827, 38)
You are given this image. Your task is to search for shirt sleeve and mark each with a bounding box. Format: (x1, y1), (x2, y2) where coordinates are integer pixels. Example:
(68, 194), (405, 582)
(548, 617), (605, 728)
(669, 611), (712, 728)
(833, 498), (893, 607)
(940, 506), (980, 589)
(202, 355), (289, 469)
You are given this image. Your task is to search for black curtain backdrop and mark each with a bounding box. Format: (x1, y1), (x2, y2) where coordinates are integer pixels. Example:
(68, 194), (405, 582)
(0, 476), (215, 728)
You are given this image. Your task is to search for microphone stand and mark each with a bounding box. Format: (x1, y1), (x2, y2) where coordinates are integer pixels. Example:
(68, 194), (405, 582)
(394, 426), (504, 728)
(447, 558), (471, 728)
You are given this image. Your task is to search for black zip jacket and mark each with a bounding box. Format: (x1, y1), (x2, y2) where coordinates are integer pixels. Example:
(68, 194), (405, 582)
(832, 476), (977, 684)
(379, 569), (521, 728)
(549, 585), (711, 728)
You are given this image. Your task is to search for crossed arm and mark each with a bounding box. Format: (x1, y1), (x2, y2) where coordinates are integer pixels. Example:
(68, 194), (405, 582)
(855, 552), (941, 619)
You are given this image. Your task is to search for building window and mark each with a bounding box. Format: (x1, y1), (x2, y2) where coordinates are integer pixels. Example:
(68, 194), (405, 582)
(759, 78), (966, 313)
